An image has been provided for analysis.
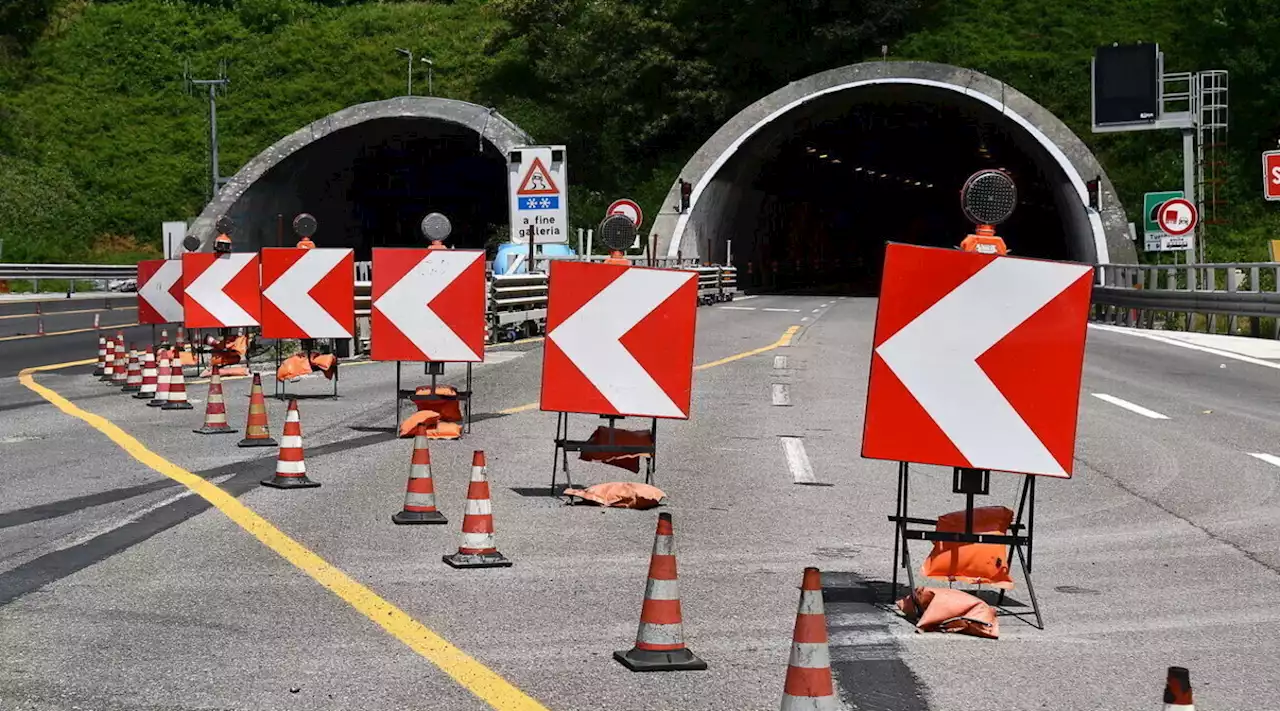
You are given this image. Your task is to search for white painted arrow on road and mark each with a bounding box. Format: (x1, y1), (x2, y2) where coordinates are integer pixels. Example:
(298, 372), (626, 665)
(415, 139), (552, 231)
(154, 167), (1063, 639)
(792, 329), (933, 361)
(874, 258), (1091, 476)
(186, 253), (258, 327)
(374, 251), (481, 361)
(263, 249), (351, 338)
(548, 269), (693, 418)
(140, 260), (183, 322)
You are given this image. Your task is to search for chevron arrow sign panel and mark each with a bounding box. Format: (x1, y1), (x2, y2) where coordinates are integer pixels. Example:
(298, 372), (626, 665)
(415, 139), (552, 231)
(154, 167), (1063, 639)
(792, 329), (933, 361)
(137, 259), (184, 324)
(861, 243), (1094, 478)
(182, 252), (261, 329)
(261, 248), (354, 339)
(370, 248), (486, 362)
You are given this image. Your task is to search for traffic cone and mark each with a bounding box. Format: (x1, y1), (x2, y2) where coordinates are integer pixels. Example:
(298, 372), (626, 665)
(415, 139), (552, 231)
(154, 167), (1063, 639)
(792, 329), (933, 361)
(261, 399), (319, 489)
(111, 340), (128, 386)
(100, 337), (116, 382)
(392, 429), (447, 525)
(162, 351), (193, 410)
(443, 451), (512, 568)
(93, 313), (100, 330)
(93, 336), (107, 376)
(159, 328), (169, 349)
(238, 372), (278, 447)
(1164, 667), (1194, 710)
(148, 349), (172, 407)
(134, 347), (157, 400)
(121, 347), (142, 392)
(37, 314), (45, 336)
(614, 513), (705, 671)
(193, 368), (238, 435)
(779, 567), (839, 710)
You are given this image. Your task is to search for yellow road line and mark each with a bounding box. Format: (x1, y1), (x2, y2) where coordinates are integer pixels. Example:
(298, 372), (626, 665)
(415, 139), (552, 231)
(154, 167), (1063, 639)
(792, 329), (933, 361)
(0, 305), (138, 320)
(0, 322), (140, 342)
(19, 362), (549, 711)
(498, 403), (540, 415)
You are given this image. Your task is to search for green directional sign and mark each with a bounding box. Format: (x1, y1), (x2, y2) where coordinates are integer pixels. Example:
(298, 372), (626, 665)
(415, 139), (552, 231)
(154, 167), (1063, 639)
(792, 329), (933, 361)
(1143, 190), (1183, 233)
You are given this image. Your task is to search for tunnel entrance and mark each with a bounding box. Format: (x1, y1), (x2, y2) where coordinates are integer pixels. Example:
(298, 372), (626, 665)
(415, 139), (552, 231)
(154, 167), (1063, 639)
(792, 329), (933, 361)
(188, 97), (533, 257)
(654, 63), (1135, 294)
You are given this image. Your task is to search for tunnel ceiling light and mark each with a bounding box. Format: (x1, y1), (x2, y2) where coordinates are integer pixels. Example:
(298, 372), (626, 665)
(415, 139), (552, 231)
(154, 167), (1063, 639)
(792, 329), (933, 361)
(855, 167), (863, 172)
(806, 147), (816, 153)
(818, 154), (828, 159)
(831, 159), (841, 164)
(914, 181), (922, 186)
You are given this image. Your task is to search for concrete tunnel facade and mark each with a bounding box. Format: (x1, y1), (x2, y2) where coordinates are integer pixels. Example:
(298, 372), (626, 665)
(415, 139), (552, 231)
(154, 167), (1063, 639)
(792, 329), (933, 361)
(650, 61), (1136, 290)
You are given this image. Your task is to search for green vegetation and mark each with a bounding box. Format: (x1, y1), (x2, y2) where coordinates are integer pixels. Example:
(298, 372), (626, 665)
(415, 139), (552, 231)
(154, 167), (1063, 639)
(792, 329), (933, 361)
(0, 0), (1275, 264)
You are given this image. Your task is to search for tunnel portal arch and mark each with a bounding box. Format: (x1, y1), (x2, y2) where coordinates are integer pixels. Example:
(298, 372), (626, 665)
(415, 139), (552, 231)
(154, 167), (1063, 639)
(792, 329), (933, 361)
(653, 62), (1134, 288)
(189, 97), (532, 255)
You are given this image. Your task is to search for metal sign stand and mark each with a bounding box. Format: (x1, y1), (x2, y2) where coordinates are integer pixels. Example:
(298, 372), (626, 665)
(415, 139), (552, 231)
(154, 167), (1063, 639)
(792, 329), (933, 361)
(274, 338), (340, 400)
(887, 463), (1044, 629)
(551, 413), (658, 496)
(395, 361), (473, 433)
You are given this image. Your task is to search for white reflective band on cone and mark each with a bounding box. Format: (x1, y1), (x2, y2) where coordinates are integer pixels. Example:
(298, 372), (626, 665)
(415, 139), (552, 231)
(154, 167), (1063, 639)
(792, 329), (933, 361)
(279, 435), (302, 449)
(643, 578), (680, 601)
(780, 694), (842, 711)
(205, 414), (227, 424)
(404, 492), (436, 506)
(1164, 706), (1195, 711)
(408, 464), (429, 479)
(652, 534), (674, 556)
(469, 467), (485, 482)
(636, 622), (684, 646)
(460, 532), (495, 550)
(276, 460), (306, 474)
(787, 642), (831, 670)
(465, 498), (492, 516)
(797, 590), (824, 615)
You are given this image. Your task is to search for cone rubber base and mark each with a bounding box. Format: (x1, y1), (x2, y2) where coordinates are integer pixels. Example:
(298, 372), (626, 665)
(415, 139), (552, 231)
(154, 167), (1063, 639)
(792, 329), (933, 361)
(260, 475), (320, 489)
(613, 647), (707, 672)
(132, 391), (153, 400)
(121, 385), (140, 393)
(393, 510), (448, 525)
(443, 552), (512, 568)
(147, 399), (166, 407)
(161, 402), (194, 410)
(238, 437), (278, 448)
(193, 426), (239, 435)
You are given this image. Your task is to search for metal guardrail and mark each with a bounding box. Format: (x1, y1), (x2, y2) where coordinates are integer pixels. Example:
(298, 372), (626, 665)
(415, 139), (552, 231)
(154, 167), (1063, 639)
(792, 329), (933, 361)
(0, 263), (137, 280)
(1093, 262), (1280, 333)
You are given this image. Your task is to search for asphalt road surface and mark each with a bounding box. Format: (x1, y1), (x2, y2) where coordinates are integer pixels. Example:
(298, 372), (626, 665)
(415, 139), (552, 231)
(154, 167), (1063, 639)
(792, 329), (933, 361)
(2, 294), (1278, 710)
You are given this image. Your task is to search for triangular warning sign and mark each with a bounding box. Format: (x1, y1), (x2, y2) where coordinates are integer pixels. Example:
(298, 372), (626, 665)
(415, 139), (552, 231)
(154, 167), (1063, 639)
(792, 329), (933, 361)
(517, 157), (559, 195)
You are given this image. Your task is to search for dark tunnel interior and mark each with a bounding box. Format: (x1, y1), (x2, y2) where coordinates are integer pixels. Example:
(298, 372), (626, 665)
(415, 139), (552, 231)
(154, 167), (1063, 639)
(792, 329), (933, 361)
(702, 84), (1083, 295)
(230, 117), (508, 259)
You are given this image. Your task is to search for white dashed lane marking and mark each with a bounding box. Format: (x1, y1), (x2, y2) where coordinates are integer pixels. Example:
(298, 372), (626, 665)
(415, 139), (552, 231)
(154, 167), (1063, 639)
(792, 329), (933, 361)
(1091, 393), (1170, 420)
(780, 436), (816, 484)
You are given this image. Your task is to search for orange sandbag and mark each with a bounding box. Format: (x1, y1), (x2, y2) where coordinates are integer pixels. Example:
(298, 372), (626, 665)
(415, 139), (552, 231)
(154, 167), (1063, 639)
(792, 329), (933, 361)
(423, 422), (463, 440)
(579, 426), (653, 473)
(921, 506), (1015, 589)
(898, 587), (998, 639)
(178, 349), (197, 366)
(562, 482), (667, 509)
(277, 353), (313, 382)
(412, 386), (462, 421)
(309, 353), (336, 380)
(414, 385), (457, 397)
(398, 410), (441, 438)
(202, 364), (249, 377)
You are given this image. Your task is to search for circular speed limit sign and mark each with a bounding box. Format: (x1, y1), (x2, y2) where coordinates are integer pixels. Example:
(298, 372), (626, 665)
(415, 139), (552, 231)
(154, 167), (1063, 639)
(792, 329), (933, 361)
(1157, 198), (1198, 236)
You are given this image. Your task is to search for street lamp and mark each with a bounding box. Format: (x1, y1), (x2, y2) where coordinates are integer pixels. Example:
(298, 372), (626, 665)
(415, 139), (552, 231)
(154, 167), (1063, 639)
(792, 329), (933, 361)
(394, 47), (412, 96)
(420, 57), (434, 96)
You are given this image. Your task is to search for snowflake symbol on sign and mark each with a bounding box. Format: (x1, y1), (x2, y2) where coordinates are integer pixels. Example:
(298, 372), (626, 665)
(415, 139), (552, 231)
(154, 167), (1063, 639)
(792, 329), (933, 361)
(538, 198), (551, 208)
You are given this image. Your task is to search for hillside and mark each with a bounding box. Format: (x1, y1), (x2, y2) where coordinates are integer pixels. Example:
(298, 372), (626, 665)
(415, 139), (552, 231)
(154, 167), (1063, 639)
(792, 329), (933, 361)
(0, 0), (1274, 264)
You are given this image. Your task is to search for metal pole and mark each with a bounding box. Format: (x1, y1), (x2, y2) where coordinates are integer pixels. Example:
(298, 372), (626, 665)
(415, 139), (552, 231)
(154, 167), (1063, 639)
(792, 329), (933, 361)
(527, 223), (535, 274)
(585, 228), (593, 260)
(726, 239), (733, 267)
(407, 52), (413, 96)
(208, 83), (220, 201)
(1182, 128), (1197, 264)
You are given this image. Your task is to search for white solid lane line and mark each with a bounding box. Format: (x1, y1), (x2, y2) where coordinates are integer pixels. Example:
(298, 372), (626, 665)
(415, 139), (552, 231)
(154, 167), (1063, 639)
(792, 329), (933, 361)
(1248, 453), (1280, 468)
(720, 306), (757, 311)
(780, 436), (816, 484)
(1089, 324), (1280, 371)
(1091, 393), (1170, 420)
(763, 308), (802, 313)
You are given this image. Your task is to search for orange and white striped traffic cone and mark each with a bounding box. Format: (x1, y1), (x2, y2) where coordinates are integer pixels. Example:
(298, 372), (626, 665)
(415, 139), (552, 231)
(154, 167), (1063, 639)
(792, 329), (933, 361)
(194, 368), (237, 435)
(159, 328), (170, 349)
(93, 335), (107, 376)
(121, 347), (143, 392)
(36, 313), (45, 336)
(614, 513), (706, 671)
(443, 451), (511, 568)
(110, 340), (128, 386)
(100, 337), (117, 382)
(1164, 666), (1195, 710)
(148, 349), (172, 407)
(780, 567), (839, 710)
(260, 399), (319, 489)
(93, 312), (100, 330)
(134, 347), (157, 400)
(392, 428), (447, 525)
(238, 372), (278, 447)
(162, 352), (193, 410)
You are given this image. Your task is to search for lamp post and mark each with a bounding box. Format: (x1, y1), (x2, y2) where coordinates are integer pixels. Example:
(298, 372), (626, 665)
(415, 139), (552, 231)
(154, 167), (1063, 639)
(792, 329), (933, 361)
(420, 57), (434, 96)
(394, 47), (412, 95)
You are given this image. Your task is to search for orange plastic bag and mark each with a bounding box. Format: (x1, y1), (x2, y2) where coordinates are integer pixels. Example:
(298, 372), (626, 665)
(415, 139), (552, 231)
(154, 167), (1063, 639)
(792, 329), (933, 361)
(578, 426), (653, 473)
(423, 422), (462, 440)
(412, 386), (462, 422)
(921, 506), (1015, 589)
(898, 587), (998, 639)
(309, 353), (336, 380)
(562, 482), (667, 509)
(398, 410), (441, 438)
(276, 353), (313, 382)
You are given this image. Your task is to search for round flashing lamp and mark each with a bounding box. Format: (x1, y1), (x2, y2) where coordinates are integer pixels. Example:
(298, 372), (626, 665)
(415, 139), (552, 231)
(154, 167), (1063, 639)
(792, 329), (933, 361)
(598, 214), (636, 265)
(293, 213), (318, 249)
(959, 169), (1017, 255)
(421, 212), (452, 250)
(213, 215), (234, 254)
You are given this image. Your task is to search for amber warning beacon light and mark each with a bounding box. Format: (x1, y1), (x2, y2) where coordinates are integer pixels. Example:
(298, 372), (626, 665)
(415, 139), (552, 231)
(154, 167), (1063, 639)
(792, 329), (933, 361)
(959, 169), (1017, 255)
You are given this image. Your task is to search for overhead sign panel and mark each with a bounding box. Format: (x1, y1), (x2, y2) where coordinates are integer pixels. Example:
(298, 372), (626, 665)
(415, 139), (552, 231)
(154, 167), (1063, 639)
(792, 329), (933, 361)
(182, 252), (261, 328)
(136, 259), (184, 324)
(540, 261), (698, 419)
(370, 248), (486, 362)
(862, 243), (1094, 479)
(260, 247), (355, 339)
(509, 145), (568, 244)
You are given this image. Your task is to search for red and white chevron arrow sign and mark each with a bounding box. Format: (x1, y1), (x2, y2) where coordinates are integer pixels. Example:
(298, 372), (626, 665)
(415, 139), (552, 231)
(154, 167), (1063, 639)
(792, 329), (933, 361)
(861, 243), (1094, 478)
(261, 248), (354, 339)
(540, 261), (698, 419)
(370, 248), (486, 362)
(182, 252), (261, 329)
(136, 259), (184, 324)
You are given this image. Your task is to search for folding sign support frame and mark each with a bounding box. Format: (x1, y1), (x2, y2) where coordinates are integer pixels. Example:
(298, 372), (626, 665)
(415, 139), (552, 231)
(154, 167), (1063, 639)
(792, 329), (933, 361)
(550, 413), (658, 497)
(394, 361), (473, 434)
(887, 463), (1044, 630)
(273, 338), (340, 400)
